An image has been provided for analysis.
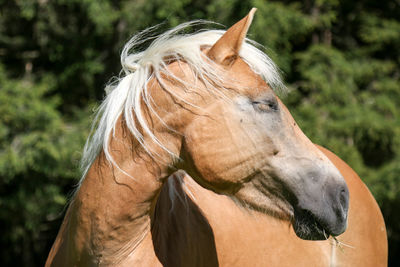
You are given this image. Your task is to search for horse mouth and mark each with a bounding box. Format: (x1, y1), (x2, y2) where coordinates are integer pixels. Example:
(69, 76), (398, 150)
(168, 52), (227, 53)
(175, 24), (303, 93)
(293, 207), (330, 240)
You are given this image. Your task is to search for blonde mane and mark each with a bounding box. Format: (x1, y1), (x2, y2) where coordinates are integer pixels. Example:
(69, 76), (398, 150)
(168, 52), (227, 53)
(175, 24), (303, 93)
(79, 21), (285, 183)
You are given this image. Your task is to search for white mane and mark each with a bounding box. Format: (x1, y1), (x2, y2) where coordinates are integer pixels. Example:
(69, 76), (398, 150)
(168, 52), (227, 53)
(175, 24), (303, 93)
(79, 21), (285, 183)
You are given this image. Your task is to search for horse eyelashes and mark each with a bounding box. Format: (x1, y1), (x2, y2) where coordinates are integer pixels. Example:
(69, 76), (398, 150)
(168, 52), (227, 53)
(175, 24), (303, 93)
(252, 99), (278, 112)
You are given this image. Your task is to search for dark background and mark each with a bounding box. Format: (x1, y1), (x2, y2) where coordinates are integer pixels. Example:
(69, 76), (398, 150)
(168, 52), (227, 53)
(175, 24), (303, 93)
(0, 0), (399, 266)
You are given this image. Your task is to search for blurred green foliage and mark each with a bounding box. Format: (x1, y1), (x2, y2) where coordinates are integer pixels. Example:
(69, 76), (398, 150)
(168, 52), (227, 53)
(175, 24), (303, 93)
(0, 0), (399, 266)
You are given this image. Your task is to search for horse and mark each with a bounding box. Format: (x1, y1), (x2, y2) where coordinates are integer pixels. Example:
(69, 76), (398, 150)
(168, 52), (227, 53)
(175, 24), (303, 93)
(46, 9), (387, 266)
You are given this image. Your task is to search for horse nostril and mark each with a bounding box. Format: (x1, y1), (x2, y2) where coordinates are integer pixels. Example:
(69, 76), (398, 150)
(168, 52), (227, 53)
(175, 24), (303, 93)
(338, 186), (349, 217)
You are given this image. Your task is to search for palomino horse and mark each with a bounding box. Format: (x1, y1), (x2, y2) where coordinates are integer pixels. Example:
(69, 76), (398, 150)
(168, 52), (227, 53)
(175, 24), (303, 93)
(46, 9), (387, 266)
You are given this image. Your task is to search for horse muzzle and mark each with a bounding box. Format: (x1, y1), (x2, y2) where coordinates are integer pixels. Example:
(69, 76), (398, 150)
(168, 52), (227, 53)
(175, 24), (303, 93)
(292, 179), (349, 240)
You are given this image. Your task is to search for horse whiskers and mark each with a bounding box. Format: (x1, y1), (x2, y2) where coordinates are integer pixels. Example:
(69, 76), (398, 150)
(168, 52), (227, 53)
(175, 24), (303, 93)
(323, 228), (329, 240)
(331, 236), (355, 250)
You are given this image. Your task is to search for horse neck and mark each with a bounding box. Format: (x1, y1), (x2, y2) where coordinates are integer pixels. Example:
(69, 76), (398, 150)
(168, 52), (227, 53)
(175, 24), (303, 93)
(68, 118), (181, 264)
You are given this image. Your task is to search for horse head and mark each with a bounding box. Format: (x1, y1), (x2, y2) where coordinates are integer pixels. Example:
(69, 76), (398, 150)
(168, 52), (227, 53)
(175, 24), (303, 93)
(169, 9), (349, 240)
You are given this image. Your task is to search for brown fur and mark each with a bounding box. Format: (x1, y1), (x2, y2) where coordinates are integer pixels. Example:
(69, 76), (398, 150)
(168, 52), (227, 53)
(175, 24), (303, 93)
(46, 9), (387, 266)
(152, 146), (387, 266)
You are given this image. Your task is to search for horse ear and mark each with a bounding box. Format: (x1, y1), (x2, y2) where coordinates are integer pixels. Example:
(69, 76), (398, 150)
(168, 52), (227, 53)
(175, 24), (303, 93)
(208, 8), (256, 65)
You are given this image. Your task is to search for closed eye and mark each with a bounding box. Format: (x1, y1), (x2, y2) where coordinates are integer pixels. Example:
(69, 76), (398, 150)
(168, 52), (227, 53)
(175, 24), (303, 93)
(252, 99), (279, 112)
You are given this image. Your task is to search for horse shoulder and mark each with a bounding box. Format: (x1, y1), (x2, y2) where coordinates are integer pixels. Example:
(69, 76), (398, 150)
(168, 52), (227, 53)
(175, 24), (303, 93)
(316, 144), (388, 266)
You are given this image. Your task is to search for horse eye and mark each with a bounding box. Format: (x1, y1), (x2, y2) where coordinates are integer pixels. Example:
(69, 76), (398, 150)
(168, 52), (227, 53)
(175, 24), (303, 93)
(252, 99), (278, 112)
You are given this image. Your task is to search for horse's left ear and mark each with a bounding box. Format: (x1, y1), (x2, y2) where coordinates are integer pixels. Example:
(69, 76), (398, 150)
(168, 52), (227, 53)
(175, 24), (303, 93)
(208, 8), (256, 65)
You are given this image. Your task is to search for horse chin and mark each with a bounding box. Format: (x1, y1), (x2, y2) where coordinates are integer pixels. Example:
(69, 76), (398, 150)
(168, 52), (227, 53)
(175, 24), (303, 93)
(293, 207), (330, 241)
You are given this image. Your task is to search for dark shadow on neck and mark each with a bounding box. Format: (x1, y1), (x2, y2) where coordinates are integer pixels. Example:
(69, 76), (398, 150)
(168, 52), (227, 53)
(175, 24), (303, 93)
(151, 173), (219, 267)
